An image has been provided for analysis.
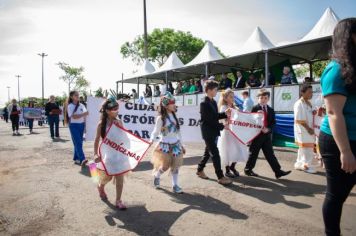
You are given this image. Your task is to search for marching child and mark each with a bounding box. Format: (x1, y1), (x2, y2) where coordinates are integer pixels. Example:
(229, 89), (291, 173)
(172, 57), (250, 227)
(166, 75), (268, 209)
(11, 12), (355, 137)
(196, 80), (232, 185)
(150, 92), (185, 194)
(217, 88), (249, 178)
(244, 89), (291, 179)
(93, 97), (127, 210)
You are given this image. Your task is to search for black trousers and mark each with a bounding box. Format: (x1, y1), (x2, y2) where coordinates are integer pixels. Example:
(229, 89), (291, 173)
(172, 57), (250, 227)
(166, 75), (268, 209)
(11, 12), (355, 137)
(4, 115), (8, 123)
(319, 131), (356, 236)
(198, 135), (224, 179)
(245, 133), (281, 173)
(48, 115), (59, 138)
(10, 115), (19, 131)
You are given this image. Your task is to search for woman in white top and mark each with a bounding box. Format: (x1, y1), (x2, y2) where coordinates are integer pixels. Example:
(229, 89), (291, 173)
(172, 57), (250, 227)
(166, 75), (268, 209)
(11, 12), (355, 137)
(65, 91), (89, 166)
(217, 89), (249, 178)
(150, 92), (185, 193)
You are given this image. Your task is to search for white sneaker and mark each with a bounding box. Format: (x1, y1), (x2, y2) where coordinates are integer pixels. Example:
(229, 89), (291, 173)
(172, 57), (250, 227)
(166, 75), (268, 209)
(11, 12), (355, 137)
(294, 163), (304, 171)
(304, 167), (317, 174)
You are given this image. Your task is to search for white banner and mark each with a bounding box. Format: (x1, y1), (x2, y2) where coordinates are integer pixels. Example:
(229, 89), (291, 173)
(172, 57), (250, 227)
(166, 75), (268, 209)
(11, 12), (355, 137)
(311, 83), (324, 107)
(250, 88), (272, 106)
(99, 122), (151, 176)
(228, 110), (265, 145)
(86, 96), (266, 145)
(85, 97), (202, 142)
(184, 94), (197, 106)
(273, 85), (300, 112)
(313, 114), (324, 138)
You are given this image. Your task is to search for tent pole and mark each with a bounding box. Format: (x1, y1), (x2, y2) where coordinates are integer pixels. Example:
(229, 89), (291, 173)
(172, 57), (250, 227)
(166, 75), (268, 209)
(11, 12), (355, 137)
(165, 71), (168, 86)
(137, 78), (140, 100)
(116, 81), (118, 96)
(309, 62), (313, 80)
(205, 63), (209, 77)
(264, 51), (269, 87)
(121, 73), (124, 94)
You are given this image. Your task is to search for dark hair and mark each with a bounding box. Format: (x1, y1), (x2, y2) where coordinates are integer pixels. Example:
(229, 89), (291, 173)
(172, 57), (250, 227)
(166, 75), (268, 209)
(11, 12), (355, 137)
(257, 89), (270, 97)
(159, 104), (180, 130)
(64, 91), (78, 125)
(99, 100), (119, 138)
(300, 84), (313, 94)
(155, 85), (160, 90)
(204, 80), (219, 93)
(332, 18), (356, 92)
(242, 91), (249, 96)
(304, 77), (313, 83)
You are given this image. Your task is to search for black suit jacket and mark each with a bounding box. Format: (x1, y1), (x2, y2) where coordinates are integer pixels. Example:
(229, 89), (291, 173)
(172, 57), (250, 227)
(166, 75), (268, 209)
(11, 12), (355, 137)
(251, 104), (276, 134)
(200, 96), (227, 139)
(234, 77), (246, 89)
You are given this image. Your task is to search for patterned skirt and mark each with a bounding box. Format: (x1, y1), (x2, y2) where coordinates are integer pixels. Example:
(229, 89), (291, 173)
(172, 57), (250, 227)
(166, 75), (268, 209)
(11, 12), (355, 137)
(151, 141), (183, 172)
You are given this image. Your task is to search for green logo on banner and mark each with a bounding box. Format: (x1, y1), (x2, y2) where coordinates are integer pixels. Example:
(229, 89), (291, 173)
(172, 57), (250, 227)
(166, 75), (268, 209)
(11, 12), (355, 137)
(282, 93), (292, 100)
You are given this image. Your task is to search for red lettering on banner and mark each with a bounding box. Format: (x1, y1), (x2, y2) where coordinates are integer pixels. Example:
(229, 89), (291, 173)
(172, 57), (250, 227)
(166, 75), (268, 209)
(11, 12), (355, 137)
(229, 120), (262, 129)
(103, 137), (138, 160)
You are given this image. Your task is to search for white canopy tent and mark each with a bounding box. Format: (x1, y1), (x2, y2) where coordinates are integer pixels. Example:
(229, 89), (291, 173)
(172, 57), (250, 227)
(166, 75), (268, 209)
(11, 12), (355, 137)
(300, 7), (340, 42)
(174, 40), (225, 77)
(118, 7), (342, 87)
(237, 27), (275, 54)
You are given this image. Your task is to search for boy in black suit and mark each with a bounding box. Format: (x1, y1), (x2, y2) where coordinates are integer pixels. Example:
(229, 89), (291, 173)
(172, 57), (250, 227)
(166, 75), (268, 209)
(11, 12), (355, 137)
(244, 89), (291, 179)
(197, 80), (232, 185)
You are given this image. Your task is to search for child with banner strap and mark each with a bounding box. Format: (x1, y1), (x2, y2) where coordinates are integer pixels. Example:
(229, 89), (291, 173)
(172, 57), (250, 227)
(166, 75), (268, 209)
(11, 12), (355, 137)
(93, 96), (127, 210)
(217, 89), (249, 178)
(150, 92), (186, 194)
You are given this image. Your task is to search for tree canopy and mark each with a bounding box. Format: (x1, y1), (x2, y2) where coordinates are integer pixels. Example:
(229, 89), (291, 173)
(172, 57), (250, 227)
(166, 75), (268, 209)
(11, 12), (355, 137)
(57, 62), (90, 94)
(120, 28), (225, 66)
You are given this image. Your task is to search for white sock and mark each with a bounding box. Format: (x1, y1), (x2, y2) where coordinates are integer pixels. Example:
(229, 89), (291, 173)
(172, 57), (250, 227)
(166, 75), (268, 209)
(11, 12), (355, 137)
(172, 171), (179, 186)
(154, 168), (164, 178)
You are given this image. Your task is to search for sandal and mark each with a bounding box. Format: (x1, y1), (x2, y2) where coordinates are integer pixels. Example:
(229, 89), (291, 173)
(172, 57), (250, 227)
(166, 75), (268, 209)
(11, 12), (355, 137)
(116, 200), (127, 210)
(97, 185), (108, 200)
(81, 159), (88, 166)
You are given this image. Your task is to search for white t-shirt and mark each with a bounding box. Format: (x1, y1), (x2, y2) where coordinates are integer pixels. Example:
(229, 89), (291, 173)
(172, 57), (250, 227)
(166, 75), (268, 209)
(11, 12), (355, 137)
(68, 103), (87, 123)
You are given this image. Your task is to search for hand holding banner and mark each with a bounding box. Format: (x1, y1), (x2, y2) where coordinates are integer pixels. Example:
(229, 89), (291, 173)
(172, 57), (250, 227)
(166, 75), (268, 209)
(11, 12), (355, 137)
(228, 110), (265, 145)
(99, 122), (151, 176)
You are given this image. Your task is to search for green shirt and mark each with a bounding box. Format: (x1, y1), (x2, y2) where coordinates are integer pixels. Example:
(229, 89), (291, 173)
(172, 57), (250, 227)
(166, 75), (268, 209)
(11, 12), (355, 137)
(320, 60), (356, 140)
(189, 85), (197, 93)
(182, 85), (190, 93)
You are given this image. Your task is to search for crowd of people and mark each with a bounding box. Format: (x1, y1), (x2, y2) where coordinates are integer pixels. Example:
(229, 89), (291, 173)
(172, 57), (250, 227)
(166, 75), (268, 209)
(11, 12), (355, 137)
(136, 65), (302, 100)
(1, 18), (355, 236)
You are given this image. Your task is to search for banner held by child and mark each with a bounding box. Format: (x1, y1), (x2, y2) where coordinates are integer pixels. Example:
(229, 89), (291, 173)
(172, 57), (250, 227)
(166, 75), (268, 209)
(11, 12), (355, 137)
(99, 122), (151, 176)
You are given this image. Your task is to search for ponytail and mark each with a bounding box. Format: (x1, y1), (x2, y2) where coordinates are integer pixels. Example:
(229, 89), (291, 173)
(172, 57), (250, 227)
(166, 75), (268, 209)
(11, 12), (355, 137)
(64, 91), (77, 125)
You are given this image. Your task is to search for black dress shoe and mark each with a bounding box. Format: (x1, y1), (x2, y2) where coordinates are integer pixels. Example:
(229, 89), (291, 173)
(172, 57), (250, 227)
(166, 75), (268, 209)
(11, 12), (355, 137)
(275, 170), (292, 179)
(244, 170), (259, 177)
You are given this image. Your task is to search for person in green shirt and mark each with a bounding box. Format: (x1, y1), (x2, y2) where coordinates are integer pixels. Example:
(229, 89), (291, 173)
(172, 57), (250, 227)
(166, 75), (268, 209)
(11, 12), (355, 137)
(318, 18), (356, 236)
(182, 81), (191, 94)
(189, 79), (197, 93)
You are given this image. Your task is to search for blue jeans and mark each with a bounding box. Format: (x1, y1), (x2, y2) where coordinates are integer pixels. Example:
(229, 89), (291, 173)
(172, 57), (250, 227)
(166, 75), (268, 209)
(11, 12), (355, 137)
(69, 123), (86, 162)
(27, 119), (34, 131)
(48, 115), (59, 137)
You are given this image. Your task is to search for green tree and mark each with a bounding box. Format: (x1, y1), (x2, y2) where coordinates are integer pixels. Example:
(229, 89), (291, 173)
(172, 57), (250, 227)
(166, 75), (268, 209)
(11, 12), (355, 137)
(57, 62), (90, 95)
(120, 28), (225, 66)
(294, 60), (330, 80)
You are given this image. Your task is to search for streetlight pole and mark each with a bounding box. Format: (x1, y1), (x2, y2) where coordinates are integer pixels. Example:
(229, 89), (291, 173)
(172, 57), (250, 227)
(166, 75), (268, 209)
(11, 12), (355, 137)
(6, 86), (10, 102)
(38, 53), (48, 106)
(15, 75), (21, 104)
(143, 0), (148, 59)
